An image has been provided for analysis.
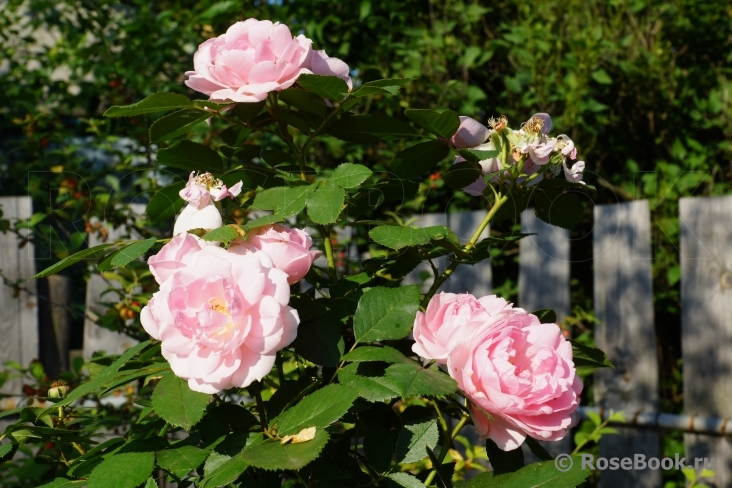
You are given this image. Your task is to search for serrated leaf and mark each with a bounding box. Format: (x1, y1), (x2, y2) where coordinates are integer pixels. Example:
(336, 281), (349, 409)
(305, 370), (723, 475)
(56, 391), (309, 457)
(104, 92), (192, 117)
(533, 190), (583, 230)
(337, 363), (402, 402)
(202, 225), (242, 243)
(157, 140), (224, 173)
(253, 185), (315, 217)
(144, 479), (158, 488)
(109, 237), (157, 267)
(32, 243), (117, 279)
(292, 318), (344, 367)
(462, 456), (589, 487)
(149, 108), (210, 142)
(0, 442), (17, 463)
(157, 445), (208, 474)
(242, 428), (329, 470)
(342, 346), (412, 364)
(328, 115), (418, 142)
(532, 309), (557, 324)
(276, 384), (358, 436)
(88, 452), (155, 488)
(396, 420), (439, 464)
(278, 87), (329, 116)
(369, 225), (458, 251)
(404, 109), (460, 139)
(385, 363), (457, 398)
(307, 180), (345, 224)
(388, 472), (426, 487)
(200, 433), (261, 487)
(350, 85), (394, 97)
(331, 163), (372, 188)
(485, 439), (524, 474)
(570, 340), (614, 375)
(152, 372), (210, 430)
(390, 140), (450, 178)
(146, 181), (186, 223)
(353, 286), (420, 343)
(443, 161), (481, 190)
(297, 74), (349, 101)
(235, 100), (266, 122)
(365, 425), (393, 473)
(242, 214), (285, 231)
(36, 479), (85, 488)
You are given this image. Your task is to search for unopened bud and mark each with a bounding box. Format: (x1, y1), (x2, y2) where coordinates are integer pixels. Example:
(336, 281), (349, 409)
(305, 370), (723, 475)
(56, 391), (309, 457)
(48, 381), (69, 399)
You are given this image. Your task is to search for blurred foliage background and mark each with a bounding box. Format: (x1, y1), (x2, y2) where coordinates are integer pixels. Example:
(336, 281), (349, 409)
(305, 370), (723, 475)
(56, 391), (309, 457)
(0, 0), (730, 485)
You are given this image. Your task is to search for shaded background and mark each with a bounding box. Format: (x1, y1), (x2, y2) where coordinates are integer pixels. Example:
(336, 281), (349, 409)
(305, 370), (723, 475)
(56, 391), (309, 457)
(0, 0), (730, 485)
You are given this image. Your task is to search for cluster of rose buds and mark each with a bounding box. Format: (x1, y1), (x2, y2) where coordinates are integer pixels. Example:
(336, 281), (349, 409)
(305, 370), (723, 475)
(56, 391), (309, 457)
(185, 19), (351, 103)
(449, 113), (586, 196)
(174, 172), (243, 235)
(413, 292), (582, 451)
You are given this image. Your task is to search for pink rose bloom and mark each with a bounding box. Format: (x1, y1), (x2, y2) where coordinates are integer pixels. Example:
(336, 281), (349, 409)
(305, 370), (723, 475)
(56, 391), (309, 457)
(447, 308), (582, 450)
(557, 134), (576, 159)
(230, 224), (322, 285)
(173, 173), (243, 235)
(310, 50), (352, 91)
(141, 240), (299, 393)
(531, 112), (553, 134)
(454, 143), (502, 196)
(148, 232), (206, 284)
(185, 19), (313, 103)
(412, 293), (515, 363)
(563, 160), (586, 185)
(450, 116), (490, 149)
(179, 177), (210, 210)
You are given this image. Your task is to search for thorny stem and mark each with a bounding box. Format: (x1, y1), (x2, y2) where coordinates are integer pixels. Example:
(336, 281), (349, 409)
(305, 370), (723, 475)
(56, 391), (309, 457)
(420, 192), (509, 308)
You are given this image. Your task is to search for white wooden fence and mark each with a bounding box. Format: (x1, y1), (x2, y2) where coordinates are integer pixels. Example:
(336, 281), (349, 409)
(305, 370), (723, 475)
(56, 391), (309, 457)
(1, 195), (732, 485)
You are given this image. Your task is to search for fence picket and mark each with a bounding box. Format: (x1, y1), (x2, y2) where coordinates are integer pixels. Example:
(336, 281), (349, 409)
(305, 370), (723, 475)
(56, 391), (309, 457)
(593, 200), (660, 488)
(680, 195), (732, 487)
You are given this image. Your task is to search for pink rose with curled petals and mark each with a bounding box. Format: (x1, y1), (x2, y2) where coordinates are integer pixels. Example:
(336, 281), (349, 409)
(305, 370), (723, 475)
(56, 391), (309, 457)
(563, 160), (586, 185)
(141, 238), (299, 394)
(230, 224), (322, 285)
(185, 19), (314, 103)
(310, 50), (352, 91)
(148, 232), (206, 284)
(445, 304), (582, 450)
(450, 116), (490, 149)
(412, 293), (516, 363)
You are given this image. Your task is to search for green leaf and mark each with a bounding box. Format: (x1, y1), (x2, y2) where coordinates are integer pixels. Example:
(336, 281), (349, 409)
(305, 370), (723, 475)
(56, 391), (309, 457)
(404, 109), (460, 139)
(570, 340), (614, 375)
(384, 363), (457, 398)
(242, 214), (285, 231)
(157, 140), (224, 173)
(591, 68), (613, 85)
(365, 425), (393, 473)
(369, 225), (459, 251)
(152, 372), (210, 430)
(363, 78), (413, 88)
(328, 115), (418, 142)
(235, 101), (266, 122)
(253, 185), (315, 217)
(200, 433), (262, 487)
(388, 473), (426, 487)
(350, 85), (393, 97)
(462, 456), (589, 487)
(485, 439), (524, 475)
(36, 479), (85, 488)
(342, 346), (412, 364)
(146, 181), (186, 223)
(292, 318), (344, 367)
(0, 442), (17, 463)
(395, 420), (439, 464)
(426, 448), (455, 488)
(307, 180), (346, 224)
(32, 243), (116, 279)
(276, 384), (358, 436)
(87, 452), (155, 488)
(202, 225), (242, 243)
(104, 92), (192, 117)
(331, 163), (372, 188)
(532, 309), (557, 324)
(144, 479), (158, 488)
(297, 74), (349, 101)
(109, 237), (157, 267)
(149, 108), (210, 142)
(242, 428), (329, 470)
(459, 148), (499, 164)
(278, 87), (329, 116)
(157, 445), (208, 474)
(533, 190), (583, 230)
(443, 161), (481, 190)
(353, 286), (421, 343)
(338, 363), (402, 402)
(390, 141), (450, 178)
(524, 437), (554, 461)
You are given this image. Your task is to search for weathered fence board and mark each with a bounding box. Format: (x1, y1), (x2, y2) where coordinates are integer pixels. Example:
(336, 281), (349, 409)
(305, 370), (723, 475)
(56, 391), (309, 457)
(0, 196), (38, 397)
(519, 209), (572, 459)
(403, 210), (492, 295)
(593, 200), (660, 488)
(82, 204), (145, 358)
(680, 195), (732, 487)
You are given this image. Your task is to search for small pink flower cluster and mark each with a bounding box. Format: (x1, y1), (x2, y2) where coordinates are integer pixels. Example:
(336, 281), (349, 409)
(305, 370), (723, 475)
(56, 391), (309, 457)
(185, 19), (352, 103)
(449, 113), (586, 195)
(413, 293), (583, 451)
(174, 172), (243, 236)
